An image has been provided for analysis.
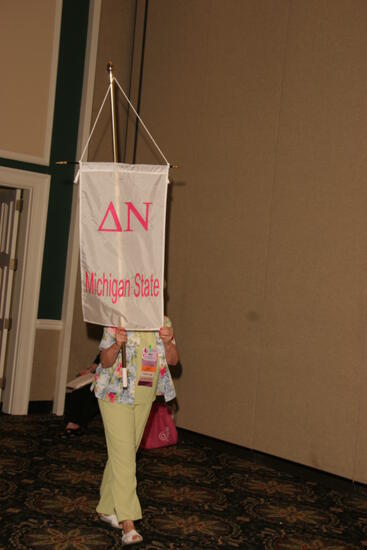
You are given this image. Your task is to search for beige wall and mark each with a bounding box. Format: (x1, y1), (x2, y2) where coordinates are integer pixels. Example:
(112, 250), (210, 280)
(252, 0), (367, 481)
(130, 0), (367, 482)
(87, 0), (137, 162)
(31, 328), (60, 401)
(70, 0), (367, 482)
(0, 0), (62, 164)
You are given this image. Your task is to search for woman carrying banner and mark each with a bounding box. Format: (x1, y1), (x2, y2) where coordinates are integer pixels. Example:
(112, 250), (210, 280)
(93, 317), (178, 546)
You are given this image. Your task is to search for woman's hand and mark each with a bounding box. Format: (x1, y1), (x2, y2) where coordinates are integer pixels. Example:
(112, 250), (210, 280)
(159, 326), (174, 344)
(159, 326), (179, 366)
(101, 327), (127, 368)
(115, 328), (127, 346)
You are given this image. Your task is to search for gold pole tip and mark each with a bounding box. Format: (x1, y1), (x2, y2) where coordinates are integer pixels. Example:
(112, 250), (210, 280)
(107, 61), (113, 72)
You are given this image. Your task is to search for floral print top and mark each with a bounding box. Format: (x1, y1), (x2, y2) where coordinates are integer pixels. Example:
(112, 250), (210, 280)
(92, 316), (176, 405)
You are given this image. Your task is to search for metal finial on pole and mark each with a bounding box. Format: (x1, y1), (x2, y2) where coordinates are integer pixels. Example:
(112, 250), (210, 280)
(107, 61), (118, 163)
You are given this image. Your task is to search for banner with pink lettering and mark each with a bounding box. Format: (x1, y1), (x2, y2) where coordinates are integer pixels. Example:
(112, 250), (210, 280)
(79, 162), (169, 330)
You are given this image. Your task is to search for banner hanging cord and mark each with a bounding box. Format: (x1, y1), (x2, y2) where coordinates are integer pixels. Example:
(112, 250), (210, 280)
(113, 76), (170, 166)
(74, 77), (170, 183)
(80, 83), (112, 162)
(74, 83), (112, 182)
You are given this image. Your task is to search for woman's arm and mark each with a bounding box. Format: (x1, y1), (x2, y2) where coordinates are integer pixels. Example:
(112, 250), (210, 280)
(100, 328), (127, 368)
(159, 326), (179, 366)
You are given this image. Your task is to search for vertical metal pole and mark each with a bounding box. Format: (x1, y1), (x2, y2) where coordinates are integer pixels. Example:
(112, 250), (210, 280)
(107, 62), (127, 387)
(107, 61), (118, 162)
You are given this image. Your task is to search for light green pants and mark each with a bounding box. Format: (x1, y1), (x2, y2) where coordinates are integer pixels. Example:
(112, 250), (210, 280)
(96, 398), (153, 522)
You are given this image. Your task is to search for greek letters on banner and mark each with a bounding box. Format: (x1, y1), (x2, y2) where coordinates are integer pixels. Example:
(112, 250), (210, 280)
(79, 162), (169, 330)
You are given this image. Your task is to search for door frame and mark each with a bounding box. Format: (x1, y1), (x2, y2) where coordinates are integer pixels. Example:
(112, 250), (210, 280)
(0, 167), (50, 414)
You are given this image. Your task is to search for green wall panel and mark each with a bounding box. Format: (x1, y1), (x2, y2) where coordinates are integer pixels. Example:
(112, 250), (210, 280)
(38, 0), (89, 319)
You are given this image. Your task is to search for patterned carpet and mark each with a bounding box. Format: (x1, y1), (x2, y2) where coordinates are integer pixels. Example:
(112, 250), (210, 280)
(0, 413), (367, 549)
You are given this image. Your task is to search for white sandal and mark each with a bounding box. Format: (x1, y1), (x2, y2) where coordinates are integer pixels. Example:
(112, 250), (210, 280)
(121, 528), (143, 546)
(99, 513), (120, 529)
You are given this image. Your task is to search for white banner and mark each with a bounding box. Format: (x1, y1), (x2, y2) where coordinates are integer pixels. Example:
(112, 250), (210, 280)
(79, 162), (169, 330)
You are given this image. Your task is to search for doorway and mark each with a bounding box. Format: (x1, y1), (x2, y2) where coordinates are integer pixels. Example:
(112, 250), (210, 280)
(0, 166), (50, 414)
(0, 186), (22, 404)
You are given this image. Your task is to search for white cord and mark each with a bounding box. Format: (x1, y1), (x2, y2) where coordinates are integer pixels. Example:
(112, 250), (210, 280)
(114, 77), (170, 166)
(80, 83), (112, 162)
(74, 83), (112, 183)
(75, 76), (171, 184)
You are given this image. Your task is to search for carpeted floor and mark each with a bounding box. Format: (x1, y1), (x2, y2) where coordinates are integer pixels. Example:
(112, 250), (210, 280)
(0, 413), (367, 549)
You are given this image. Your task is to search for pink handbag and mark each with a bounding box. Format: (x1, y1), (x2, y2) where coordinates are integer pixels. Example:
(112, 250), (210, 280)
(140, 402), (178, 449)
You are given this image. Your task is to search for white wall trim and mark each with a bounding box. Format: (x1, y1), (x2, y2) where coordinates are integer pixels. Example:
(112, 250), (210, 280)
(0, 167), (50, 414)
(36, 319), (64, 331)
(53, 0), (102, 415)
(0, 151), (54, 167)
(0, 0), (62, 166)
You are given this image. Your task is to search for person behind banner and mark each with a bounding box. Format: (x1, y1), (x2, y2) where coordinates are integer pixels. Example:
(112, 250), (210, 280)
(93, 316), (178, 546)
(63, 353), (101, 436)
